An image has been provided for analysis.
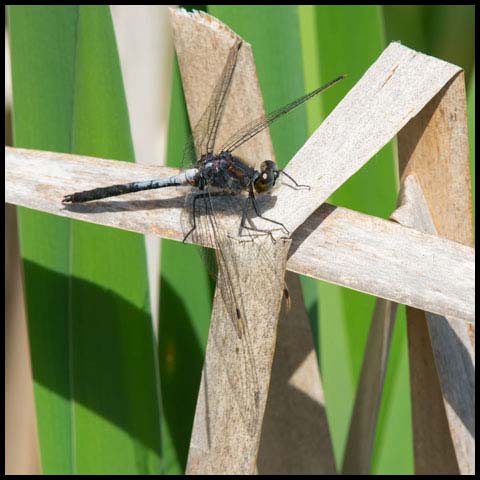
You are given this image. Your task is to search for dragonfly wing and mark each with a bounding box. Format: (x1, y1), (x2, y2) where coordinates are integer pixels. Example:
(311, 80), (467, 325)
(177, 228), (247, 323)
(219, 74), (346, 154)
(181, 38), (243, 169)
(181, 186), (263, 436)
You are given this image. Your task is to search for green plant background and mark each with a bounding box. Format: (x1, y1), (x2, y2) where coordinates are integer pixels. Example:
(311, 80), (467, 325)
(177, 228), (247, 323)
(9, 6), (162, 474)
(8, 5), (474, 475)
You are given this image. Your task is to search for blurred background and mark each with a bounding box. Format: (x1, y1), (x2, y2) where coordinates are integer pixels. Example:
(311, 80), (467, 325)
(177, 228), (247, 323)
(5, 5), (474, 474)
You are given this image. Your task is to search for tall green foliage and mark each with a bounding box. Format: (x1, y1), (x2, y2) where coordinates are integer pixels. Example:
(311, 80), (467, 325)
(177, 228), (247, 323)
(9, 6), (162, 474)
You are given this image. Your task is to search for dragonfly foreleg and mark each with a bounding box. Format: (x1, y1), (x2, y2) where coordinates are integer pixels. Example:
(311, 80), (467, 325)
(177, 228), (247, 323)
(279, 170), (311, 190)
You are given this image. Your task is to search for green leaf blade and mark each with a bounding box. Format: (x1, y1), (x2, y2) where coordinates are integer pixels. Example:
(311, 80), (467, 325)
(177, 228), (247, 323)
(9, 5), (162, 474)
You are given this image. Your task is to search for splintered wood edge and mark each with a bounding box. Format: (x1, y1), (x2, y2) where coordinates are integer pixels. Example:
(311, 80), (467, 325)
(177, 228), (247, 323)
(5, 146), (475, 324)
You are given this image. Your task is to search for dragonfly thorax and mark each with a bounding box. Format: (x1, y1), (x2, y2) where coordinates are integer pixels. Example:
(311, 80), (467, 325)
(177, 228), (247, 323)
(198, 153), (279, 195)
(198, 151), (257, 193)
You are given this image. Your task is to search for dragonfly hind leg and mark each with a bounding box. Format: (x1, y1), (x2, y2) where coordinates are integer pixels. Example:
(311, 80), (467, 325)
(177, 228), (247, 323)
(182, 191), (234, 243)
(182, 192), (206, 243)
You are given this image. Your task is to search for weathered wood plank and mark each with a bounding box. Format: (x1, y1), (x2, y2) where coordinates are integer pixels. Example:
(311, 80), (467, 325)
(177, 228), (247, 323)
(257, 272), (337, 474)
(389, 182), (472, 477)
(186, 237), (291, 474)
(170, 10), (295, 474)
(397, 69), (474, 475)
(287, 203), (474, 323)
(172, 9), (338, 473)
(393, 176), (474, 474)
(406, 308), (460, 474)
(6, 147), (186, 240)
(342, 168), (474, 474)
(397, 75), (473, 246)
(5, 146), (475, 324)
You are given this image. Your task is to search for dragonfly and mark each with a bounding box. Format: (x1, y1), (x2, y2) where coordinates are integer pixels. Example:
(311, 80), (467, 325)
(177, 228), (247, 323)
(63, 38), (345, 435)
(62, 40), (344, 240)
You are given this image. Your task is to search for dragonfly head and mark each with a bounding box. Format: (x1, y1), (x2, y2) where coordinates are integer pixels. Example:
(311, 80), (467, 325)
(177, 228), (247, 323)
(254, 160), (279, 194)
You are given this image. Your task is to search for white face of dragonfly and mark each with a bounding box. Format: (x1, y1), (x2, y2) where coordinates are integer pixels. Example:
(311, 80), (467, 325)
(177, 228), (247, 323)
(253, 160), (279, 194)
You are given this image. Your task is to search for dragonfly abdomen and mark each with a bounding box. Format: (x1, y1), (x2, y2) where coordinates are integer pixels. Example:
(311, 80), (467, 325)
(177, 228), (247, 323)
(63, 168), (198, 203)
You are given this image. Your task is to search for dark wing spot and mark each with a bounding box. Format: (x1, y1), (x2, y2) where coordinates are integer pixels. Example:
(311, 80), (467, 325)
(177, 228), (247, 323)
(236, 307), (241, 319)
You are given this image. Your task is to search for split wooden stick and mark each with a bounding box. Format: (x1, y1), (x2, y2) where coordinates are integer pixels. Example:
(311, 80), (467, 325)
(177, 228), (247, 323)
(395, 69), (474, 474)
(5, 146), (475, 324)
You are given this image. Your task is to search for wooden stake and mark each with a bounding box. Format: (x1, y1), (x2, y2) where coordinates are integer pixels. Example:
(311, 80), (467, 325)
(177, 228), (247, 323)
(396, 74), (475, 474)
(170, 8), (336, 473)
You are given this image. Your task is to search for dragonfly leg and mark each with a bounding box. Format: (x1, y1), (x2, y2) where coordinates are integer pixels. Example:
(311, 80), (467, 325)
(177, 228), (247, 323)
(183, 192), (207, 243)
(249, 191), (290, 235)
(279, 170), (311, 190)
(182, 190), (233, 243)
(238, 189), (290, 241)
